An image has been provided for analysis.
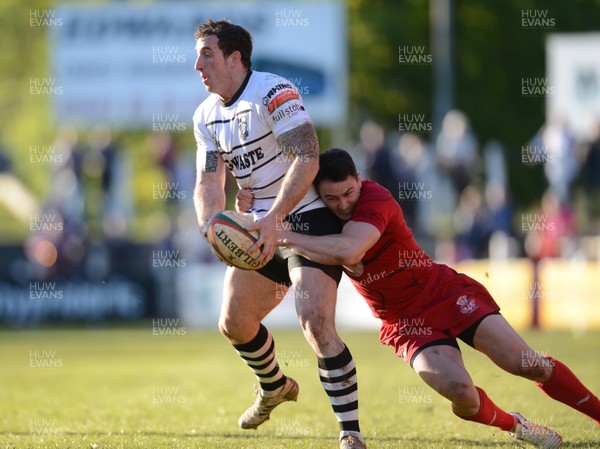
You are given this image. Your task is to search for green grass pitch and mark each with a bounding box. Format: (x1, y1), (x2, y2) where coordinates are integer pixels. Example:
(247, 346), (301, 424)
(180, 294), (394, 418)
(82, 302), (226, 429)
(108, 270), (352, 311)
(0, 326), (598, 448)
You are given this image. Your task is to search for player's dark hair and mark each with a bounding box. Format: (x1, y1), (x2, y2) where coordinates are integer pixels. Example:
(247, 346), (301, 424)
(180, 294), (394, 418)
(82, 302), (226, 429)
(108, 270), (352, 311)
(194, 19), (253, 69)
(314, 148), (359, 191)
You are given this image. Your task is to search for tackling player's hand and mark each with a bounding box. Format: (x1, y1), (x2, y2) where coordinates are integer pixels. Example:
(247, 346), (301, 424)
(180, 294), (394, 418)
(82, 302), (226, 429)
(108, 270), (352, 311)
(236, 189), (254, 213)
(247, 214), (278, 265)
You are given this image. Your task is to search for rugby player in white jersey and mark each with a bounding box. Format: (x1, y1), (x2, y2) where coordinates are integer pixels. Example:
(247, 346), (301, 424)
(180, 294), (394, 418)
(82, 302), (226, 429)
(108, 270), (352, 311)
(192, 19), (366, 449)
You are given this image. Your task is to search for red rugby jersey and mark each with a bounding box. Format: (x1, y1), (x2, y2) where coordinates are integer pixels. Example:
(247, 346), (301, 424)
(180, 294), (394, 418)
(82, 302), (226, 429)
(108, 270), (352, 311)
(347, 180), (436, 321)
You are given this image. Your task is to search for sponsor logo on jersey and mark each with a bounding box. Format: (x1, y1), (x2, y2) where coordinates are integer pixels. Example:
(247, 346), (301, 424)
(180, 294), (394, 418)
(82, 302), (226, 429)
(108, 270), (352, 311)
(268, 90), (301, 114)
(225, 147), (265, 171)
(456, 295), (478, 316)
(272, 103), (305, 122)
(272, 109), (286, 123)
(239, 115), (249, 140)
(262, 83), (295, 106)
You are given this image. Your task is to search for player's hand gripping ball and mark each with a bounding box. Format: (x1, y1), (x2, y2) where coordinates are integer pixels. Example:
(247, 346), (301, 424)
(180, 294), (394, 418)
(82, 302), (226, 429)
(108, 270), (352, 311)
(207, 210), (268, 270)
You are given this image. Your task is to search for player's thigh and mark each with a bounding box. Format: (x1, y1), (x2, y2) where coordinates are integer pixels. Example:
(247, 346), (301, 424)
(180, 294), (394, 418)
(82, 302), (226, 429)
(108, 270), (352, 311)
(472, 313), (546, 378)
(412, 344), (476, 402)
(220, 266), (285, 341)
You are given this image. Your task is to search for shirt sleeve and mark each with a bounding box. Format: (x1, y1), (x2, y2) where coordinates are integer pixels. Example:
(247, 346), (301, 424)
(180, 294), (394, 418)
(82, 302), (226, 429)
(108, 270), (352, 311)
(260, 76), (313, 139)
(350, 183), (393, 234)
(193, 107), (220, 173)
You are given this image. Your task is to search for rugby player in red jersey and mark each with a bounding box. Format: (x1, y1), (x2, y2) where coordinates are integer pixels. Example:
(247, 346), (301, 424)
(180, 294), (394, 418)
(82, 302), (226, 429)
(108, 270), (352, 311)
(238, 148), (600, 448)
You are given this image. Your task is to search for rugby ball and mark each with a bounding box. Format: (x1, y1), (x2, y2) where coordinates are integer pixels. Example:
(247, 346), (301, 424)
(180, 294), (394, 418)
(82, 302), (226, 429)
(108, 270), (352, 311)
(207, 210), (267, 270)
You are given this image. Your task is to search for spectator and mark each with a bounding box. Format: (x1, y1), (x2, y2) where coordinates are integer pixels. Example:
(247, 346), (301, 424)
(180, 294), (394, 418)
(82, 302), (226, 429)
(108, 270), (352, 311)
(87, 124), (129, 242)
(529, 115), (578, 205)
(355, 120), (397, 196)
(453, 184), (492, 260)
(436, 109), (479, 195)
(47, 125), (87, 279)
(524, 190), (576, 262)
(485, 181), (512, 236)
(393, 133), (438, 235)
(483, 140), (507, 191)
(394, 133), (420, 229)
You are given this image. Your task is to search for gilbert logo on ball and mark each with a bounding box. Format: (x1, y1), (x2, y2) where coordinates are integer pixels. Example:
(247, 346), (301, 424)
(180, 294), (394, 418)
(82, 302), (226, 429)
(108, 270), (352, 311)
(207, 210), (267, 270)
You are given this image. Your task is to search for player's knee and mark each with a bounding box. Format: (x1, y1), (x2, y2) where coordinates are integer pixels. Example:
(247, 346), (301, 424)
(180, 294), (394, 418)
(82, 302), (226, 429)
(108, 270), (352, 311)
(443, 381), (479, 409)
(217, 318), (233, 340)
(218, 316), (246, 342)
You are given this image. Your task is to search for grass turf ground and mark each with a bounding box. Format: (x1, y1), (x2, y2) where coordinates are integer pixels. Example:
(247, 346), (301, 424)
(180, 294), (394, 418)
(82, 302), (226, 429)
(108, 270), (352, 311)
(0, 326), (598, 449)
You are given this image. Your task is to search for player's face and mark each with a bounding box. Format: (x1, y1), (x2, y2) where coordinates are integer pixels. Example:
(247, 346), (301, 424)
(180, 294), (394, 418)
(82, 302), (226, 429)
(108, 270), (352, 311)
(318, 175), (362, 221)
(195, 35), (237, 100)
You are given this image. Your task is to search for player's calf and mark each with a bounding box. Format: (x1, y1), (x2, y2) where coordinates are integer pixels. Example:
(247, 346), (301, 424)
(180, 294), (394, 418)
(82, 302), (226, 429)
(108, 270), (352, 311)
(514, 351), (554, 382)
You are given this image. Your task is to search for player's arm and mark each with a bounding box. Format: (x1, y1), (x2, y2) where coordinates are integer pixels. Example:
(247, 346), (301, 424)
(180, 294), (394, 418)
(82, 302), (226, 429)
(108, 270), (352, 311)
(194, 150), (227, 240)
(248, 122), (319, 263)
(271, 122), (319, 217)
(278, 220), (381, 266)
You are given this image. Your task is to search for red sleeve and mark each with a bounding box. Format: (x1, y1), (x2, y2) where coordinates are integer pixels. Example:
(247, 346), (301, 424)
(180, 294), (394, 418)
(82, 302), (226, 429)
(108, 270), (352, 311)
(350, 180), (396, 234)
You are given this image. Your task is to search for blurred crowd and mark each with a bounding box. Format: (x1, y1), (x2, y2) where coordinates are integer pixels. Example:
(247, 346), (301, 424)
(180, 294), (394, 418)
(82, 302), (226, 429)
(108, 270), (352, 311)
(351, 110), (600, 265)
(2, 109), (600, 285)
(1, 125), (205, 286)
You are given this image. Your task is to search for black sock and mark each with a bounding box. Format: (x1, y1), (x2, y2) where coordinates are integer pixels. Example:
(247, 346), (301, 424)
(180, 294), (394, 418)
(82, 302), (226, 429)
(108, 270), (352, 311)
(318, 345), (360, 432)
(233, 324), (286, 394)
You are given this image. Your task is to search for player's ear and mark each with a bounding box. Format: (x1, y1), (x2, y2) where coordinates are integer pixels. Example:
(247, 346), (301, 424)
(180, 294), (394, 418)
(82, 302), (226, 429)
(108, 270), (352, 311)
(229, 50), (241, 67)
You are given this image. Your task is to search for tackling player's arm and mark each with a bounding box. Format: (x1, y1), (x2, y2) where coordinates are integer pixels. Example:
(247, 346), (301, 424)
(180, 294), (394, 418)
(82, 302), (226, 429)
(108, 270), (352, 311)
(278, 220), (381, 267)
(248, 122), (319, 263)
(194, 150), (227, 240)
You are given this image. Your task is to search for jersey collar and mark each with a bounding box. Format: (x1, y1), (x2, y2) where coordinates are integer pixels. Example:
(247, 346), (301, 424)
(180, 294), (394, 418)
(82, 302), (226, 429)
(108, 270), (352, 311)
(223, 70), (253, 107)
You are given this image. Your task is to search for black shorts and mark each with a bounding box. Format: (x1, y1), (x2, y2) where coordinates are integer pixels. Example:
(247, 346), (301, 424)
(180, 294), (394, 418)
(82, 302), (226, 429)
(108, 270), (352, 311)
(408, 311), (502, 367)
(257, 207), (343, 286)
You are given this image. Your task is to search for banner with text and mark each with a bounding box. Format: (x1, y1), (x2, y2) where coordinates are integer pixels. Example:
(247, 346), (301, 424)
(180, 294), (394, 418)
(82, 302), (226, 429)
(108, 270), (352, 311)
(51, 1), (347, 129)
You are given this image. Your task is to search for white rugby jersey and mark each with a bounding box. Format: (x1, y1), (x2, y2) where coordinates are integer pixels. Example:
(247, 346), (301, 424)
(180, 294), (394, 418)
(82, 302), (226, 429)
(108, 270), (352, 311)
(193, 70), (324, 218)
